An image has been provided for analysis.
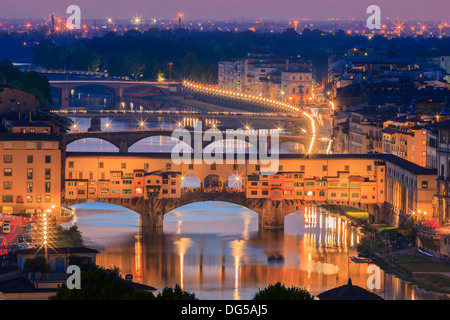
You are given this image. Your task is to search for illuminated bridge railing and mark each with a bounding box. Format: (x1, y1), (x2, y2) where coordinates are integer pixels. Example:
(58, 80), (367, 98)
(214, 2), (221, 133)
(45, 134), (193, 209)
(183, 80), (301, 115)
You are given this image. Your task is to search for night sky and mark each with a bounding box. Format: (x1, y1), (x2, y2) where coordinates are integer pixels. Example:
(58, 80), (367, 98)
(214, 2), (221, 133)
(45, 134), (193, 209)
(2, 0), (450, 20)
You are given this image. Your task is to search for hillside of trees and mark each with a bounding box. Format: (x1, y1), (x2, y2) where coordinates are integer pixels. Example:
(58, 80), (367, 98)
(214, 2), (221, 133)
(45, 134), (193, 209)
(0, 59), (52, 107)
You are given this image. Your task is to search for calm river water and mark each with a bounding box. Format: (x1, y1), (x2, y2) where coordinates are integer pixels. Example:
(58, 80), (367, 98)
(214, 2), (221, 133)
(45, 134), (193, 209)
(62, 202), (449, 300)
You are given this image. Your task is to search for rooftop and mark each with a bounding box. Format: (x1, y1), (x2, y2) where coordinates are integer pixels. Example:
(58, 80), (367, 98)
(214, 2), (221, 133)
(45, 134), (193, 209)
(0, 276), (56, 294)
(317, 278), (384, 300)
(0, 132), (61, 142)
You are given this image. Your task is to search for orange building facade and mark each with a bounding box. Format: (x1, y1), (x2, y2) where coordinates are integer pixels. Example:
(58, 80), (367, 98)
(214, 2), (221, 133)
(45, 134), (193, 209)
(0, 122), (62, 216)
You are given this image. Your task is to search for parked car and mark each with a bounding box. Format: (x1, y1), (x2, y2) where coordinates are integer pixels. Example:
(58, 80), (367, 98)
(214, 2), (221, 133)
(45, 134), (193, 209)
(2, 224), (11, 234)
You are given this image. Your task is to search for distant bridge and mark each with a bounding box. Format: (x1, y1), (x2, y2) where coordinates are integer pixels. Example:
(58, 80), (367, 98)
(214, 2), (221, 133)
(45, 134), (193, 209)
(50, 79), (308, 115)
(50, 80), (182, 108)
(51, 109), (304, 123)
(65, 129), (313, 153)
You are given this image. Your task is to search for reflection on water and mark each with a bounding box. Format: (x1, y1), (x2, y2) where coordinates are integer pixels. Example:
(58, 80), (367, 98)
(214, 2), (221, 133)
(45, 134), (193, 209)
(64, 202), (449, 300)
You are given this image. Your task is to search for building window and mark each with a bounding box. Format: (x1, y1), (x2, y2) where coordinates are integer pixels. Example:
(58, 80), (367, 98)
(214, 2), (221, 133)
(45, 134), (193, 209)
(352, 193), (359, 198)
(45, 182), (51, 193)
(27, 182), (33, 192)
(319, 191), (325, 197)
(99, 162), (104, 168)
(188, 164), (194, 170)
(323, 165), (327, 171)
(4, 168), (12, 177)
(121, 163), (126, 169)
(36, 195), (42, 203)
(2, 195), (13, 203)
(422, 181), (428, 189)
(27, 195), (33, 203)
(89, 172), (93, 180)
(3, 181), (12, 189)
(4, 155), (12, 163)
(211, 164), (216, 170)
(233, 164), (238, 170)
(171, 189), (177, 194)
(367, 165), (372, 171)
(45, 155), (51, 163)
(45, 169), (51, 180)
(278, 165), (283, 171)
(255, 165), (260, 171)
(166, 163), (172, 170)
(45, 195), (51, 203)
(68, 161), (74, 168)
(27, 155), (33, 163)
(331, 193), (336, 197)
(300, 165), (305, 172)
(341, 193), (348, 197)
(27, 168), (33, 179)
(345, 165), (350, 171)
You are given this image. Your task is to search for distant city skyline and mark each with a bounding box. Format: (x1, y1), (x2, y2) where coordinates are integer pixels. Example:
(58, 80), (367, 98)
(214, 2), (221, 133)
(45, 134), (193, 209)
(1, 0), (450, 21)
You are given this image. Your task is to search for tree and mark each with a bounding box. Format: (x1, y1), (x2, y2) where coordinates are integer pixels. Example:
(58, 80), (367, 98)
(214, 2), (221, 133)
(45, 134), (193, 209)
(0, 59), (52, 107)
(155, 284), (197, 300)
(252, 282), (313, 300)
(181, 52), (198, 78)
(24, 256), (51, 273)
(124, 52), (146, 79)
(50, 266), (155, 300)
(143, 53), (163, 79)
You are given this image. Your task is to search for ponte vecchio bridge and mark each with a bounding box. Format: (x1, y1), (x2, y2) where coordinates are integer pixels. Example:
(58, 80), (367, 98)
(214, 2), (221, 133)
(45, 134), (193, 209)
(62, 152), (389, 230)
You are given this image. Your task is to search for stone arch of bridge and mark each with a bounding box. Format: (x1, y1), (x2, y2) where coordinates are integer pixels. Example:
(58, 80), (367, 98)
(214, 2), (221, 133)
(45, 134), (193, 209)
(66, 137), (120, 151)
(122, 85), (166, 96)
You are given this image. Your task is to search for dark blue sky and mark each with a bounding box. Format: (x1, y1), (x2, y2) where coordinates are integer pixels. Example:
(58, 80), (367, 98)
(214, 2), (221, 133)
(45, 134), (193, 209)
(2, 0), (449, 20)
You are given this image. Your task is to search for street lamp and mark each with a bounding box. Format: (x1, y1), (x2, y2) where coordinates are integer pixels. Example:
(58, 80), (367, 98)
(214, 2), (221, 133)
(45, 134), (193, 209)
(168, 62), (173, 82)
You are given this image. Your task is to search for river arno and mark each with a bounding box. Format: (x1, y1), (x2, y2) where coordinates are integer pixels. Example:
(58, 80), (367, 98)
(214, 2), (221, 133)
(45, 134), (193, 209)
(63, 202), (450, 300)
